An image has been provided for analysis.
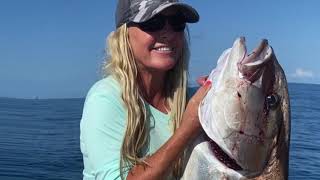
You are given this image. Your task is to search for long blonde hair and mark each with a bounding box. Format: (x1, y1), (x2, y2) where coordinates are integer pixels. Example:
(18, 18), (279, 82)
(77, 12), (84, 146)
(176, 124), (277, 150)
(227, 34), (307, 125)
(104, 24), (190, 179)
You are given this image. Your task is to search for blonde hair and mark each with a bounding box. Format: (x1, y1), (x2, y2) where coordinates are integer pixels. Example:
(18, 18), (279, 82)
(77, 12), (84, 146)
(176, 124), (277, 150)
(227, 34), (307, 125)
(104, 24), (190, 179)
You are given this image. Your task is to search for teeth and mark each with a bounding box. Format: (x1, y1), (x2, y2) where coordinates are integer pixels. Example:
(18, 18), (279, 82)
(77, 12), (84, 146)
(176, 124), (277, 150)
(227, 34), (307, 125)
(155, 47), (172, 51)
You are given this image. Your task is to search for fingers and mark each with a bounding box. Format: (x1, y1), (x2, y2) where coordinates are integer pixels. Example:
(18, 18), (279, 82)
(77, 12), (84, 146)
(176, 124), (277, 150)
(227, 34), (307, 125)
(200, 80), (212, 96)
(192, 80), (212, 103)
(196, 76), (209, 86)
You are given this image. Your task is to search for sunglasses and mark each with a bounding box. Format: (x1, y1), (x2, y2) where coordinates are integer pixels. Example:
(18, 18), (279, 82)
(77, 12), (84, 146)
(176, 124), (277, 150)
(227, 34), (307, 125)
(133, 14), (186, 32)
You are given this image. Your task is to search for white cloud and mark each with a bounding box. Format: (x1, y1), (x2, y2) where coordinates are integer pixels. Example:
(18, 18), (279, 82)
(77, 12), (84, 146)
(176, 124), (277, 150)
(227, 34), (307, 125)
(291, 68), (314, 78)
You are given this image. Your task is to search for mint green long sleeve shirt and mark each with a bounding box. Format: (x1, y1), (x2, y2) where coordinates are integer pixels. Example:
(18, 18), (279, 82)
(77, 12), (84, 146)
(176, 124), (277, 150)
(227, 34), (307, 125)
(80, 76), (173, 180)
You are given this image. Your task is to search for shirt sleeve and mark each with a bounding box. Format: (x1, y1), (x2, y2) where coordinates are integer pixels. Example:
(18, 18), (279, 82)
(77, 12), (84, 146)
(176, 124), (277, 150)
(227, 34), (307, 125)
(80, 84), (128, 180)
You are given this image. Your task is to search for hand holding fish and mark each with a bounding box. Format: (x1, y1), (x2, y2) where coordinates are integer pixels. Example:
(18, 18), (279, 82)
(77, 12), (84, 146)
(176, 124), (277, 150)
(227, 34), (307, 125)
(180, 79), (212, 140)
(196, 76), (209, 86)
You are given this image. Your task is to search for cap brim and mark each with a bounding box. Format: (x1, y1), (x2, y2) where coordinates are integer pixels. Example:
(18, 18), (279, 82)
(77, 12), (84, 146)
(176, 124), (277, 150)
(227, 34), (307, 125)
(152, 2), (199, 23)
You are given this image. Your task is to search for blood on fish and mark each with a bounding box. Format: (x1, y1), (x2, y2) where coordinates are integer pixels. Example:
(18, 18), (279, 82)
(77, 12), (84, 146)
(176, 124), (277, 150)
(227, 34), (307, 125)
(208, 139), (243, 171)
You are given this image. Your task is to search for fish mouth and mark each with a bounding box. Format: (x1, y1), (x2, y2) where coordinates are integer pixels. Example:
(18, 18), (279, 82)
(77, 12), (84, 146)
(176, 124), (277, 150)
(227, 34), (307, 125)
(207, 136), (243, 171)
(238, 38), (273, 83)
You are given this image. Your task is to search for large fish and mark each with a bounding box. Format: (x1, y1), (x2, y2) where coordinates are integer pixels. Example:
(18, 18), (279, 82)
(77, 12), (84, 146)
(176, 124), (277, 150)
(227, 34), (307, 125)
(182, 37), (290, 179)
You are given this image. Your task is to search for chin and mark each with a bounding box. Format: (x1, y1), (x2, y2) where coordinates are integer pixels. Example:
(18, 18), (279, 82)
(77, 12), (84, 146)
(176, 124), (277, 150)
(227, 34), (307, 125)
(155, 59), (177, 71)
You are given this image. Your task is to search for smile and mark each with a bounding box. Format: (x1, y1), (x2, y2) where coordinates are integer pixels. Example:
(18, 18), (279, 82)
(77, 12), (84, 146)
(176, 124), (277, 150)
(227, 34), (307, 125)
(153, 46), (174, 52)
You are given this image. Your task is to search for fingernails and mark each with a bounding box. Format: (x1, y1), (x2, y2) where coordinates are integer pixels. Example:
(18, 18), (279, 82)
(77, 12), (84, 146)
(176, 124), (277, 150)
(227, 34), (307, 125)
(204, 80), (212, 86)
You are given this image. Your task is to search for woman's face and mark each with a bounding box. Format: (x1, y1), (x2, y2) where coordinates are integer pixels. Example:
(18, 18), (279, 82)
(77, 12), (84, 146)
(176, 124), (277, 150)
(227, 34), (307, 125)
(128, 8), (185, 73)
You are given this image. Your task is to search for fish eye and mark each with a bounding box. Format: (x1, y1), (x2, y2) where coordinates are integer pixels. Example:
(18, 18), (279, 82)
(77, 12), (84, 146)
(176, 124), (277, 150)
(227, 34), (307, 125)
(266, 94), (280, 109)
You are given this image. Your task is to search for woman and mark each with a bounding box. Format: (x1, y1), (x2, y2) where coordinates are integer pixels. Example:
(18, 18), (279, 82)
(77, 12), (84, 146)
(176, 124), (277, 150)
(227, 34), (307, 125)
(80, 0), (211, 179)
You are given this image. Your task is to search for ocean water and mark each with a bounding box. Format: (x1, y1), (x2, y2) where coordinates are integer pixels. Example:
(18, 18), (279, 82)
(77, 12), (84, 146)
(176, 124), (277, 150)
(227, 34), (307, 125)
(0, 83), (319, 180)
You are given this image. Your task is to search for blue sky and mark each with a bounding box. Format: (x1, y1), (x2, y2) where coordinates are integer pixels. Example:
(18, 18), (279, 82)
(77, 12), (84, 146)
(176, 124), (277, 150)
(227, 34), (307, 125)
(1, 0), (319, 99)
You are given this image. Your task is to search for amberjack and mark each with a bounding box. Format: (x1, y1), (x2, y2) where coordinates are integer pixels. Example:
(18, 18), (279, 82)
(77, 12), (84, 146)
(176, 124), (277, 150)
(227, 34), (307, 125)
(183, 37), (290, 180)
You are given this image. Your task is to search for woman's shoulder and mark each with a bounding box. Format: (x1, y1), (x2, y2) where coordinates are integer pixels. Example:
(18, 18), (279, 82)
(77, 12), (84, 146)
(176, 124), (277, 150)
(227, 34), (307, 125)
(85, 76), (122, 103)
(81, 76), (125, 120)
(87, 76), (120, 96)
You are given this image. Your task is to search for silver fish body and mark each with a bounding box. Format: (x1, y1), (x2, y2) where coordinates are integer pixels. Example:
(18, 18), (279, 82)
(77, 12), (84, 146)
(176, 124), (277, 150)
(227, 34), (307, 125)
(182, 37), (290, 180)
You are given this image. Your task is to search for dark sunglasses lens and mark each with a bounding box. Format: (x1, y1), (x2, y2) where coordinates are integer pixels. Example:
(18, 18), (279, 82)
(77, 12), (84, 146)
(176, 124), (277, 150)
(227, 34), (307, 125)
(138, 14), (186, 32)
(168, 14), (186, 32)
(139, 16), (165, 32)
(172, 22), (186, 32)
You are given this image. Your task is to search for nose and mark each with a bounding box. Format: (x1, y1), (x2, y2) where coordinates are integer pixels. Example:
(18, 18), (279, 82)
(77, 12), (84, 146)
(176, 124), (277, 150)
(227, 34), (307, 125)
(159, 21), (175, 40)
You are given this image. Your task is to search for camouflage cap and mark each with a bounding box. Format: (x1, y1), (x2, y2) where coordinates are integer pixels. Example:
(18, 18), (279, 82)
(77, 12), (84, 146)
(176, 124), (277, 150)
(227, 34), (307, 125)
(115, 0), (199, 28)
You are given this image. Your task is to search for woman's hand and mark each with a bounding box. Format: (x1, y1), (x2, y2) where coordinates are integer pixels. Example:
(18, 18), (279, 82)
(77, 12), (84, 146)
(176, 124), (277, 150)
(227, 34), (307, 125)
(180, 76), (211, 140)
(196, 75), (209, 86)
